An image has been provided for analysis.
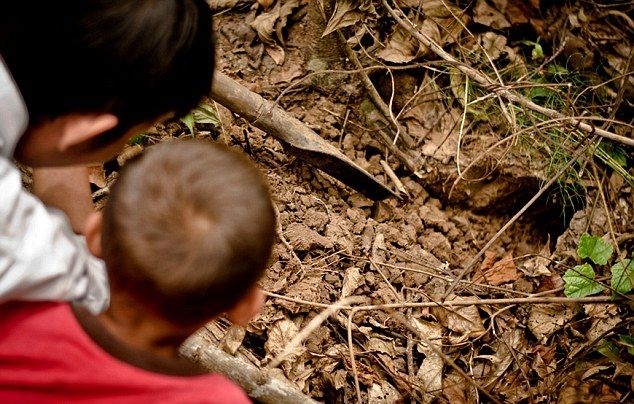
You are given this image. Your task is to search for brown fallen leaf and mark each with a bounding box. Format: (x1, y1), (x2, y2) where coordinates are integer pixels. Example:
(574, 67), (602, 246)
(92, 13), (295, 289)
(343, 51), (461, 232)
(341, 266), (364, 298)
(473, 0), (511, 29)
(321, 0), (375, 38)
(474, 253), (519, 286)
(527, 303), (575, 341)
(411, 318), (443, 395)
(431, 294), (487, 343)
(264, 318), (304, 366)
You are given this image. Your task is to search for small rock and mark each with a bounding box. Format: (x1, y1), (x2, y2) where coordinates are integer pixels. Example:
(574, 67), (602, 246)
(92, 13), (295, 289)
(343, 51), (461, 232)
(285, 222), (334, 252)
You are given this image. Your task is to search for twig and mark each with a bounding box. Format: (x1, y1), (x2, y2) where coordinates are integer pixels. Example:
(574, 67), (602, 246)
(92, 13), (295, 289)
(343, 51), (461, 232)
(267, 295), (364, 369)
(381, 0), (634, 148)
(443, 134), (597, 299)
(334, 33), (414, 148)
(273, 204), (303, 269)
(380, 160), (408, 196)
(264, 290), (617, 311)
(347, 310), (363, 404)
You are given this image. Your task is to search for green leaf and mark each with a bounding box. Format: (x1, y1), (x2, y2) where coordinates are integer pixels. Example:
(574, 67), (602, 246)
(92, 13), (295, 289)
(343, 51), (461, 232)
(611, 258), (634, 294)
(577, 233), (613, 265)
(597, 339), (620, 360)
(180, 112), (195, 135)
(563, 263), (605, 297)
(531, 42), (544, 61)
(547, 64), (568, 76)
(192, 104), (220, 127)
(618, 335), (634, 356)
(128, 134), (146, 146)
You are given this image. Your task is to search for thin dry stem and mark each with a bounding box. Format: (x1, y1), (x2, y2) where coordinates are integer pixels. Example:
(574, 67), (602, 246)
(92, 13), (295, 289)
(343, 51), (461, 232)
(264, 290), (616, 311)
(268, 295), (364, 369)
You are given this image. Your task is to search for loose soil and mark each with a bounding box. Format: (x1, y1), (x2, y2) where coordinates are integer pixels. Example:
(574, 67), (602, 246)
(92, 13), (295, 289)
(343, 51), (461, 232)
(104, 1), (634, 402)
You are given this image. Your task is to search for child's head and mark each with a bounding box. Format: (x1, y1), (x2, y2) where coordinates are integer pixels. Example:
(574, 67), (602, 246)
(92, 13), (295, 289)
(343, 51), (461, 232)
(0, 0), (214, 166)
(88, 140), (275, 329)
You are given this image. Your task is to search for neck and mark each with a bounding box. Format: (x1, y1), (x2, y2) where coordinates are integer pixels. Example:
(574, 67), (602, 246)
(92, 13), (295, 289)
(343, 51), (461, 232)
(97, 292), (194, 360)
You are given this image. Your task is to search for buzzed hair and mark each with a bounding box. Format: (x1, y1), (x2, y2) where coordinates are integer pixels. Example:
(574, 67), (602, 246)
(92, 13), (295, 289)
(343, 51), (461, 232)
(101, 140), (276, 325)
(0, 0), (214, 133)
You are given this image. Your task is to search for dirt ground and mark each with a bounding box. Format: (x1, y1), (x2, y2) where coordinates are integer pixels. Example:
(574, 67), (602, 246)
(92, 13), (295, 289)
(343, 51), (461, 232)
(99, 1), (634, 402)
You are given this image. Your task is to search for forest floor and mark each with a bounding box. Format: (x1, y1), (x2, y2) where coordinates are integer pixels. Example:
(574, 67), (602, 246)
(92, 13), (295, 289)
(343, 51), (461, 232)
(99, 0), (633, 402)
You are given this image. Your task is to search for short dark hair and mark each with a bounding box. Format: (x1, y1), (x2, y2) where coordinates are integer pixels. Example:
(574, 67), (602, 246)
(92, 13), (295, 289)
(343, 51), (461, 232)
(0, 0), (214, 133)
(101, 140), (276, 326)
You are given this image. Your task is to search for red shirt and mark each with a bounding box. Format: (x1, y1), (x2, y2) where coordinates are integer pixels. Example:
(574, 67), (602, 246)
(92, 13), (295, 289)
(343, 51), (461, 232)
(0, 302), (250, 403)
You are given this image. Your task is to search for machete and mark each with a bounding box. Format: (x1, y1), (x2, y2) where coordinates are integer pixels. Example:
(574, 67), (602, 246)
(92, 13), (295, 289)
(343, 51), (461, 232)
(210, 71), (397, 200)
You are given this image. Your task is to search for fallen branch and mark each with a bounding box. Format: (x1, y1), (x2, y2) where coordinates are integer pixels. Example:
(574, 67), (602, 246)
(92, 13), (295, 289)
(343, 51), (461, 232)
(181, 332), (319, 404)
(382, 0), (634, 148)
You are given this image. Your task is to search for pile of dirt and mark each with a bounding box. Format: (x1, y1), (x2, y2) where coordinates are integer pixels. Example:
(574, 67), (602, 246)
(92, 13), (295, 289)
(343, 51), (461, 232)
(98, 0), (634, 402)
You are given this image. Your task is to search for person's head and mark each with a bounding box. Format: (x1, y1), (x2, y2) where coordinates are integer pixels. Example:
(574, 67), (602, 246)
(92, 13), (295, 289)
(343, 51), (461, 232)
(0, 0), (214, 166)
(85, 140), (276, 331)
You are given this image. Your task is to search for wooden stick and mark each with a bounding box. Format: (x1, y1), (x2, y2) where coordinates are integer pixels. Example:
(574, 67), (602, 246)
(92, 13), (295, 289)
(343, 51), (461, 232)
(181, 332), (319, 404)
(264, 290), (617, 311)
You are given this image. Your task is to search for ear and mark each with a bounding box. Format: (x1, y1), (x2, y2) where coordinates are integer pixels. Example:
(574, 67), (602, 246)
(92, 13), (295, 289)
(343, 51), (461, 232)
(57, 114), (119, 151)
(84, 212), (104, 258)
(225, 287), (265, 327)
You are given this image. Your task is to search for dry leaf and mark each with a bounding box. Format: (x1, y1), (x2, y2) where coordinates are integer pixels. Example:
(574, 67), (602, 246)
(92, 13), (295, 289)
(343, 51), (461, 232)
(473, 0), (511, 29)
(474, 253), (519, 286)
(251, 2), (280, 43)
(264, 318), (304, 364)
(321, 0), (375, 37)
(368, 381), (402, 403)
(411, 318), (443, 396)
(527, 304), (575, 341)
(432, 295), (486, 342)
(87, 165), (106, 188)
(480, 32), (507, 61)
(341, 266), (364, 298)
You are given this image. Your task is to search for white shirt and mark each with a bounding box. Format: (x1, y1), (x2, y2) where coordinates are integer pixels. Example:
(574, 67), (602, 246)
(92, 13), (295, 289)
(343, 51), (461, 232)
(0, 57), (109, 314)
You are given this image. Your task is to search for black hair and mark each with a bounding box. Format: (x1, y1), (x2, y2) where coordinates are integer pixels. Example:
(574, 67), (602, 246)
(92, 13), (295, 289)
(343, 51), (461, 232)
(0, 0), (214, 134)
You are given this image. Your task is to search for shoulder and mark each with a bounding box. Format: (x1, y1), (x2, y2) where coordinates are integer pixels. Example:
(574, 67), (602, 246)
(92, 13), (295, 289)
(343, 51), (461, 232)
(183, 373), (251, 403)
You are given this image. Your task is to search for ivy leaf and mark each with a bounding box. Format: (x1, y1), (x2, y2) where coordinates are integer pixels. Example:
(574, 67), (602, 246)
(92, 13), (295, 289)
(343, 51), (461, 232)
(611, 258), (633, 294)
(180, 112), (195, 135)
(577, 233), (613, 265)
(192, 104), (220, 128)
(563, 263), (605, 297)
